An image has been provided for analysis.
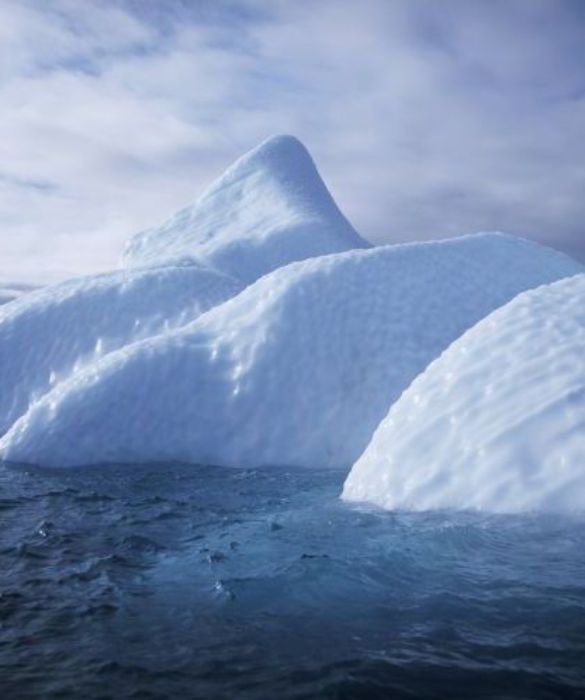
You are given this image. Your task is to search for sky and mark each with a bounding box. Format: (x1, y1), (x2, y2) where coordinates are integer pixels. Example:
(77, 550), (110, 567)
(1, 0), (584, 284)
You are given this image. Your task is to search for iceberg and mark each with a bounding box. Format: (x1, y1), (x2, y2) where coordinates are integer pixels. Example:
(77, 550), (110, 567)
(0, 134), (362, 446)
(1, 233), (581, 468)
(342, 274), (585, 514)
(122, 135), (370, 282)
(0, 263), (241, 438)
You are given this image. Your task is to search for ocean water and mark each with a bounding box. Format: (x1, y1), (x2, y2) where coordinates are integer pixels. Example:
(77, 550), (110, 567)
(1, 462), (585, 700)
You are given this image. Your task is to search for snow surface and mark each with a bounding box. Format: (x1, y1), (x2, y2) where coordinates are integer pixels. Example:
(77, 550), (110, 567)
(122, 135), (369, 283)
(1, 233), (581, 469)
(343, 274), (585, 514)
(0, 263), (241, 438)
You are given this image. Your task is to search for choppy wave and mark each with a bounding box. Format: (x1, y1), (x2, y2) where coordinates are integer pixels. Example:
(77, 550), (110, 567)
(1, 462), (585, 699)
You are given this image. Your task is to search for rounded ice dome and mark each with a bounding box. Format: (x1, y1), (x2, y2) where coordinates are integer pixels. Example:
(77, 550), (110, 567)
(343, 274), (585, 514)
(1, 233), (581, 469)
(0, 264), (241, 438)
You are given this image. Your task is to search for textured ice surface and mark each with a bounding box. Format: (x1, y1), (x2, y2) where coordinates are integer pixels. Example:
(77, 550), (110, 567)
(122, 135), (369, 282)
(1, 233), (581, 469)
(0, 264), (241, 438)
(343, 274), (585, 514)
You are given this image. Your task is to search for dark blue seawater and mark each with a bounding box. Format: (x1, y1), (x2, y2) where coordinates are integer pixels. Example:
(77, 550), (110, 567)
(1, 462), (585, 700)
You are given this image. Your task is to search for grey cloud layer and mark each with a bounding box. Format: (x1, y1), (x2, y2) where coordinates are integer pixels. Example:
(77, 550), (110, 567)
(1, 0), (584, 282)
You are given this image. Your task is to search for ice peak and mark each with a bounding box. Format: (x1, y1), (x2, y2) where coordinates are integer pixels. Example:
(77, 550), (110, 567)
(238, 134), (311, 167)
(201, 133), (336, 215)
(227, 134), (325, 188)
(122, 135), (369, 283)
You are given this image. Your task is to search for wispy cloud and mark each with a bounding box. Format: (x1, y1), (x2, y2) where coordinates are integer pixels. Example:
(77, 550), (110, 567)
(1, 0), (584, 282)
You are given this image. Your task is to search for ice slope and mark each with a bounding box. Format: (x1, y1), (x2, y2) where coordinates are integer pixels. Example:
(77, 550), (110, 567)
(122, 135), (369, 283)
(0, 282), (38, 306)
(0, 263), (241, 438)
(343, 274), (585, 514)
(0, 288), (21, 306)
(1, 233), (581, 469)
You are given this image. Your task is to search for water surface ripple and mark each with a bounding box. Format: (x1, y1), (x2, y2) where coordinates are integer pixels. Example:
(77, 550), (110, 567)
(1, 463), (585, 699)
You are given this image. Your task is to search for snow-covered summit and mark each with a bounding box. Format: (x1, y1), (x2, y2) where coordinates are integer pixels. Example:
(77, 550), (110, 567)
(122, 135), (370, 282)
(343, 273), (585, 513)
(2, 233), (581, 469)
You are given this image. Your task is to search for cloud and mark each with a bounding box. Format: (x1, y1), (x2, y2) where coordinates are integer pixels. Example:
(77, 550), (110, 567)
(1, 0), (584, 283)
